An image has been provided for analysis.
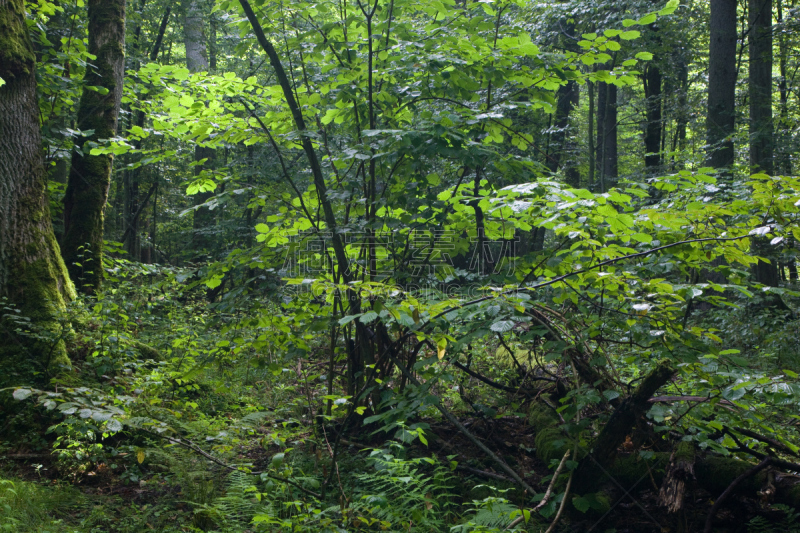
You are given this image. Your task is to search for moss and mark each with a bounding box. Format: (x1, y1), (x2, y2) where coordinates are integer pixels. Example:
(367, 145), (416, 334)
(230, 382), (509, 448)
(535, 427), (570, 463)
(0, 0), (36, 79)
(694, 455), (761, 495)
(131, 341), (162, 361)
(673, 441), (695, 464)
(528, 403), (558, 432)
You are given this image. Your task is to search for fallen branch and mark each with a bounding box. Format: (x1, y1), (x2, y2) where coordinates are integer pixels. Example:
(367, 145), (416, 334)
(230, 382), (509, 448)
(703, 457), (771, 533)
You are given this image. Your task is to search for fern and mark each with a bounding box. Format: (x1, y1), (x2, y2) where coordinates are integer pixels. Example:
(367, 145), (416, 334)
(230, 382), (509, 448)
(747, 505), (800, 533)
(351, 448), (458, 531)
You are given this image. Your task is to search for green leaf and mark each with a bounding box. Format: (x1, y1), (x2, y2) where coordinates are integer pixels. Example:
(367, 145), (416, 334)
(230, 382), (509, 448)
(620, 30), (641, 40)
(572, 496), (591, 513)
(635, 52), (654, 60)
(255, 223), (269, 233)
(490, 320), (515, 333)
(12, 389), (32, 401)
(638, 13), (657, 25)
(360, 311), (379, 324)
(338, 314), (361, 326)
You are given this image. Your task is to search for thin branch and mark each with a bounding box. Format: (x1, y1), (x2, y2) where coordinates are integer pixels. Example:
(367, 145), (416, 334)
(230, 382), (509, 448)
(703, 457), (771, 533)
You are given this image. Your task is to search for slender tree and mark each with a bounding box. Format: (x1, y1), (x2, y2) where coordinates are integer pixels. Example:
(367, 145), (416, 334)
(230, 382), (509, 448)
(748, 0), (779, 286)
(184, 0), (216, 255)
(62, 0), (127, 293)
(706, 0), (738, 174)
(0, 0), (76, 376)
(596, 81), (618, 191)
(643, 64), (662, 171)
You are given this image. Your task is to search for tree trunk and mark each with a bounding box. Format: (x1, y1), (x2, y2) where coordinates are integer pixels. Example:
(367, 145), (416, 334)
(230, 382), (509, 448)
(0, 0), (76, 378)
(123, 3), (169, 261)
(706, 0), (738, 174)
(548, 80), (579, 176)
(643, 64), (663, 172)
(671, 59), (689, 170)
(184, 0), (215, 256)
(749, 0), (778, 287)
(62, 0), (127, 293)
(596, 82), (618, 191)
(749, 0), (774, 175)
(776, 0), (791, 175)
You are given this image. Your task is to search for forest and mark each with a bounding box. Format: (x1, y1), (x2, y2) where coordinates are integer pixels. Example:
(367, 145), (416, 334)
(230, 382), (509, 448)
(1, 0), (800, 531)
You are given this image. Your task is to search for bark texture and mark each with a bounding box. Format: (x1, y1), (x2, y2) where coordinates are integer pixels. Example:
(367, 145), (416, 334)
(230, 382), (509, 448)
(596, 81), (618, 191)
(62, 0), (127, 292)
(749, 0), (779, 287)
(184, 0), (216, 255)
(643, 64), (662, 171)
(706, 0), (738, 173)
(0, 0), (76, 377)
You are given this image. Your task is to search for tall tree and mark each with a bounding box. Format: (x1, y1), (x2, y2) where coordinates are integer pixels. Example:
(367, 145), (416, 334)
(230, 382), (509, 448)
(596, 81), (618, 191)
(749, 0), (774, 174)
(184, 0), (216, 255)
(643, 64), (662, 171)
(0, 0), (76, 376)
(62, 0), (127, 292)
(706, 0), (738, 173)
(748, 0), (779, 286)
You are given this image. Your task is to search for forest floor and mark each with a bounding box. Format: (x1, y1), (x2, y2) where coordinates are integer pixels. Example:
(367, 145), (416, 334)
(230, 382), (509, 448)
(1, 272), (799, 532)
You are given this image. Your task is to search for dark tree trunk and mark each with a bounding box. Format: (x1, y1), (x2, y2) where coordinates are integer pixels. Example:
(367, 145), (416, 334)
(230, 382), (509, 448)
(0, 0), (76, 375)
(776, 0), (791, 175)
(184, 0), (216, 256)
(62, 0), (127, 293)
(671, 59), (690, 170)
(706, 0), (738, 174)
(548, 80), (579, 174)
(749, 0), (778, 287)
(749, 0), (774, 175)
(596, 82), (618, 191)
(643, 65), (663, 171)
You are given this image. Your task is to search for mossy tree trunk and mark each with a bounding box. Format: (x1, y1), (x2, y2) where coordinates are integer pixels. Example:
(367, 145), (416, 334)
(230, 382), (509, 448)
(62, 0), (127, 293)
(0, 0), (76, 379)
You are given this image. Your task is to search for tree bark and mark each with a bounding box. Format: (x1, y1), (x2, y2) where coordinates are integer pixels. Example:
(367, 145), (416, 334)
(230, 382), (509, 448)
(706, 0), (738, 174)
(749, 0), (774, 175)
(0, 0), (76, 377)
(643, 64), (662, 172)
(596, 81), (618, 191)
(749, 0), (778, 287)
(62, 0), (127, 293)
(184, 0), (215, 256)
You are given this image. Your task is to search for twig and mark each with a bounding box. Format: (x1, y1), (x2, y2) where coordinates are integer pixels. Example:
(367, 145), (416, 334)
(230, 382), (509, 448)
(731, 426), (800, 458)
(703, 457), (771, 533)
(506, 449), (571, 530)
(457, 465), (514, 483)
(544, 463), (574, 533)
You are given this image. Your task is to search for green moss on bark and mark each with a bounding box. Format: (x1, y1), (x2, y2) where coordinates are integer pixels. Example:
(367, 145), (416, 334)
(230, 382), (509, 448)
(62, 0), (126, 293)
(0, 0), (36, 78)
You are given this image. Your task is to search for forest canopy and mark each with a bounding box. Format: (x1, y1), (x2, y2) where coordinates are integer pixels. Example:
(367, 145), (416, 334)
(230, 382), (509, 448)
(1, 0), (800, 531)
